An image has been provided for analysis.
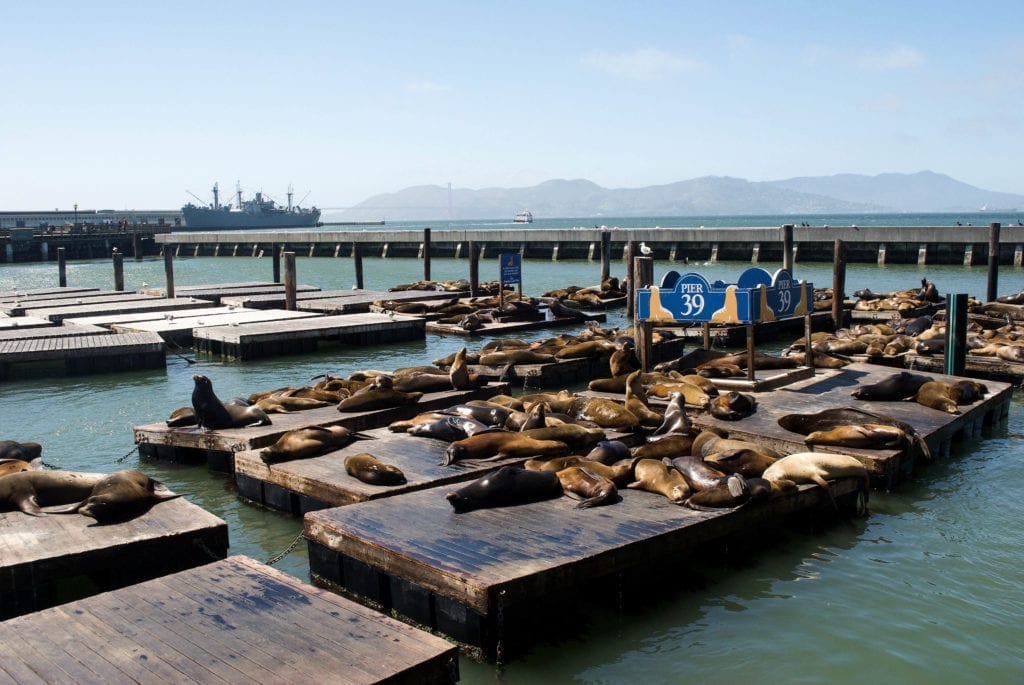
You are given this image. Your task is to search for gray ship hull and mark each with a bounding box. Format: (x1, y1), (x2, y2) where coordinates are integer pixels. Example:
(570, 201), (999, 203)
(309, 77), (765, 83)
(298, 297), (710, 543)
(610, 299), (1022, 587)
(181, 207), (321, 230)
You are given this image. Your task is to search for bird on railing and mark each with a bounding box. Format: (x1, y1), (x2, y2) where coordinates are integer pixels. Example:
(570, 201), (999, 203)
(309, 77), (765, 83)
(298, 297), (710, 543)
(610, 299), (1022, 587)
(639, 242), (653, 256)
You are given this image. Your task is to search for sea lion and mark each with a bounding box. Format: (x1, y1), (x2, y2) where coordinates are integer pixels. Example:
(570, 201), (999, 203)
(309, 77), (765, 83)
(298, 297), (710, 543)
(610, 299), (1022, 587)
(387, 411), (450, 432)
(913, 381), (960, 414)
(0, 440), (42, 462)
(524, 456), (633, 486)
(556, 466), (618, 508)
(669, 455), (730, 492)
(950, 380), (988, 404)
(647, 392), (692, 441)
(337, 387), (423, 412)
(805, 424), (907, 449)
(76, 470), (180, 523)
(391, 373), (455, 394)
(520, 402), (548, 431)
(704, 448), (778, 478)
(851, 371), (933, 401)
(441, 433), (568, 465)
(255, 395), (330, 413)
(632, 435), (695, 461)
(627, 458), (690, 503)
(554, 339), (617, 360)
(584, 440), (631, 465)
(709, 391), (757, 421)
(446, 466), (563, 512)
(646, 381), (712, 408)
(165, 406), (198, 427)
(260, 425), (367, 464)
(446, 403), (512, 427)
(0, 459), (38, 478)
(609, 343), (639, 377)
(520, 424), (606, 451)
(344, 453), (407, 485)
(684, 474), (749, 510)
(577, 397), (640, 431)
(761, 452), (869, 510)
(915, 338), (946, 356)
(408, 415), (492, 441)
(478, 349), (555, 366)
(191, 374), (272, 430)
(745, 476), (798, 501)
(449, 347), (480, 390)
(0, 470), (106, 516)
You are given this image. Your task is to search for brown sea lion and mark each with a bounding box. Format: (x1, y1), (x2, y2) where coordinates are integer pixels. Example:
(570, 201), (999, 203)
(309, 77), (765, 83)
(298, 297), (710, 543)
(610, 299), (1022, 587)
(709, 391), (757, 421)
(191, 374), (271, 430)
(0, 459), (39, 478)
(669, 455), (730, 491)
(0, 470), (106, 516)
(446, 403), (512, 426)
(337, 387), (423, 412)
(524, 456), (633, 486)
(478, 349), (556, 366)
(913, 381), (960, 414)
(761, 452), (869, 510)
(0, 440), (42, 462)
(520, 424), (606, 451)
(556, 466), (618, 508)
(387, 411), (450, 432)
(646, 381), (713, 408)
(520, 390), (577, 415)
(577, 397), (640, 431)
(554, 339), (617, 360)
(777, 406), (930, 460)
(647, 392), (692, 441)
(442, 433), (568, 465)
(449, 347), (479, 390)
(684, 473), (749, 510)
(391, 373), (455, 394)
(704, 448), (778, 478)
(949, 380), (988, 404)
(446, 465), (563, 512)
(165, 407), (198, 427)
(408, 415), (492, 441)
(632, 435), (695, 461)
(805, 424), (907, 449)
(624, 372), (664, 427)
(627, 458), (690, 503)
(344, 453), (406, 485)
(584, 440), (632, 465)
(851, 371), (933, 401)
(255, 395), (330, 413)
(745, 476), (798, 501)
(520, 402), (548, 431)
(260, 425), (367, 464)
(76, 470), (180, 522)
(609, 343), (639, 377)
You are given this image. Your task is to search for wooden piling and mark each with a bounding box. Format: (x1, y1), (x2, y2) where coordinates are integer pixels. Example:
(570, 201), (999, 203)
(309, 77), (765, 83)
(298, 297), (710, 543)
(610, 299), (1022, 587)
(469, 240), (480, 298)
(163, 249), (175, 299)
(113, 251), (124, 292)
(600, 230), (611, 283)
(832, 239), (846, 329)
(945, 293), (968, 376)
(132, 232), (140, 260)
(634, 256), (654, 371)
(423, 227), (432, 281)
(57, 247), (67, 287)
(353, 242), (364, 289)
(781, 224), (794, 272)
(272, 244), (282, 283)
(283, 251), (297, 311)
(988, 223), (1000, 303)
(625, 241), (637, 317)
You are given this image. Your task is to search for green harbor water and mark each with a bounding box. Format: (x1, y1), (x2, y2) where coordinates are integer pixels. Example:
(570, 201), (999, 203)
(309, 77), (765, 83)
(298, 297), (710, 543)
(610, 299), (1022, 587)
(1, 240), (1021, 683)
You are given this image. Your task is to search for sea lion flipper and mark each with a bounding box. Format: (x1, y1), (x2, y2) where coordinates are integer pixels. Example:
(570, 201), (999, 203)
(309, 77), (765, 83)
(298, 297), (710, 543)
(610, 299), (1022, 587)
(18, 495), (48, 516)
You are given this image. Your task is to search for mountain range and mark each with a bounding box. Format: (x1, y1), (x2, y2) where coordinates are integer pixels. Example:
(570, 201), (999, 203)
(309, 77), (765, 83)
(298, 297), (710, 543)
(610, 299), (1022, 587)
(337, 171), (1024, 221)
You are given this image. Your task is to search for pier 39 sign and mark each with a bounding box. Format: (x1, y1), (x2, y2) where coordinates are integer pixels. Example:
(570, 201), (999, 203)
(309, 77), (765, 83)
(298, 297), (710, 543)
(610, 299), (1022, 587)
(636, 267), (812, 324)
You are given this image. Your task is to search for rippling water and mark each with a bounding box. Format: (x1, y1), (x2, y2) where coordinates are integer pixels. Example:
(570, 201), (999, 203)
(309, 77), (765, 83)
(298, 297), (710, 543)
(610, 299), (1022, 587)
(1, 250), (1021, 683)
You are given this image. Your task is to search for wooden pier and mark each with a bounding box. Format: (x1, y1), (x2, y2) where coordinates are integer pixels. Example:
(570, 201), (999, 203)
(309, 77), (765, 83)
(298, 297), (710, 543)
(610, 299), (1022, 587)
(134, 383), (510, 472)
(305, 476), (863, 660)
(670, 310), (834, 346)
(0, 329), (167, 380)
(0, 496), (227, 620)
(425, 312), (607, 337)
(0, 555), (459, 684)
(112, 307), (322, 345)
(192, 312), (426, 359)
(223, 287), (456, 313)
(140, 281), (322, 303)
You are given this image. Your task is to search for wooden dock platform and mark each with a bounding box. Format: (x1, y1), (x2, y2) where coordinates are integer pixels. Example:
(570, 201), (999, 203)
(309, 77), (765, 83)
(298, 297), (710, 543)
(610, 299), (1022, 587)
(141, 281), (322, 303)
(0, 555), (459, 684)
(295, 289), (460, 315)
(113, 307), (322, 345)
(850, 351), (1024, 386)
(0, 315), (58, 331)
(0, 322), (107, 341)
(0, 330), (166, 380)
(192, 312), (426, 359)
(16, 297), (220, 325)
(671, 310), (835, 346)
(425, 312), (607, 337)
(134, 383), (510, 472)
(0, 496), (227, 620)
(305, 476), (863, 660)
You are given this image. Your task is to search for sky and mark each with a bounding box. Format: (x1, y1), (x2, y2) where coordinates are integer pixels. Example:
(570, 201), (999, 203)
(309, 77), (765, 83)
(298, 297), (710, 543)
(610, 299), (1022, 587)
(2, 1), (1022, 211)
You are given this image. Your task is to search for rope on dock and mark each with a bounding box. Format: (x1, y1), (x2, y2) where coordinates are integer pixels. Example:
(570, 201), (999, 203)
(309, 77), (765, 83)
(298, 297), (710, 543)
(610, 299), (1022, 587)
(115, 444), (139, 464)
(266, 531), (307, 566)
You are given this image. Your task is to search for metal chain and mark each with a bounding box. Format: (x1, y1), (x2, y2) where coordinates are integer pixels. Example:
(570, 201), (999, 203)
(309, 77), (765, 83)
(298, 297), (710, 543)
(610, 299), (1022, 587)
(193, 537), (224, 561)
(495, 589), (506, 665)
(265, 531), (306, 566)
(116, 444), (140, 463)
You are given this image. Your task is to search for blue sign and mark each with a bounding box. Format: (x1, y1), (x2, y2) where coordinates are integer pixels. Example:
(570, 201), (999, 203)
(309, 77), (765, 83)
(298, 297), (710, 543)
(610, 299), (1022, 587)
(499, 253), (522, 285)
(636, 267), (812, 324)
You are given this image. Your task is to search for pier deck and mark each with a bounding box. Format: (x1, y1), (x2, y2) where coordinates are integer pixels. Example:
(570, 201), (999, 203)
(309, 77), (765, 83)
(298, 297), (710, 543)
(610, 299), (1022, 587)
(16, 297), (220, 325)
(0, 555), (459, 684)
(113, 307), (322, 345)
(134, 383), (510, 472)
(0, 496), (227, 620)
(295, 289), (460, 314)
(192, 312), (426, 359)
(140, 281), (322, 303)
(425, 312), (607, 337)
(0, 330), (166, 380)
(0, 315), (57, 331)
(305, 476), (862, 660)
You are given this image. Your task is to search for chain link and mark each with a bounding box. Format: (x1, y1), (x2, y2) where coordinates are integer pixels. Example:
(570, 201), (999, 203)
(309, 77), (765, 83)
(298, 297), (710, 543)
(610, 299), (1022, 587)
(116, 444), (140, 464)
(265, 531), (306, 566)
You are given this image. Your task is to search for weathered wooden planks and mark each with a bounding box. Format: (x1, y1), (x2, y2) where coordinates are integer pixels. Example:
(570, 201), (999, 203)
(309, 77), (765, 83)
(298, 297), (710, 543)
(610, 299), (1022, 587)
(113, 307), (322, 345)
(0, 497), (228, 620)
(0, 330), (166, 380)
(425, 313), (607, 337)
(0, 555), (459, 684)
(295, 289), (460, 314)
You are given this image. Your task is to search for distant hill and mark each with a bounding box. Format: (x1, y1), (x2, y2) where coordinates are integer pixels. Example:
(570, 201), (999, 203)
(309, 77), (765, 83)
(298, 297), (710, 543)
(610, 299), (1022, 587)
(337, 172), (1023, 221)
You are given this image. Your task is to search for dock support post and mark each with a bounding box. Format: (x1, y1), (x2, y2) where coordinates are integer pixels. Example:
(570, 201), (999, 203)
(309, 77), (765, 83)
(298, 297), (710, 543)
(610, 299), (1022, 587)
(40, 241), (48, 262)
(600, 230), (611, 283)
(423, 228), (432, 280)
(519, 242), (527, 257)
(877, 243), (887, 265)
(702, 322), (711, 350)
(382, 243), (389, 258)
(232, 244), (238, 257)
(987, 223), (1000, 303)
(552, 243), (559, 261)
(634, 256), (654, 370)
(308, 243), (315, 257)
(57, 247), (67, 287)
(625, 241), (637, 316)
(669, 243), (678, 262)
(781, 224), (794, 272)
(963, 244), (973, 266)
(802, 280), (814, 373)
(353, 242), (364, 289)
(587, 242), (596, 261)
(710, 243), (719, 263)
(272, 244), (282, 283)
(832, 239), (847, 329)
(284, 251), (297, 311)
(751, 243), (760, 263)
(468, 241), (480, 298)
(917, 244), (928, 265)
(945, 293), (968, 376)
(746, 320), (756, 382)
(334, 244), (340, 258)
(113, 250), (124, 291)
(479, 243), (486, 260)
(213, 243), (220, 257)
(175, 245), (181, 257)
(455, 242), (462, 259)
(133, 232), (141, 260)
(163, 249), (175, 299)
(193, 244), (199, 257)
(1015, 244), (1023, 267)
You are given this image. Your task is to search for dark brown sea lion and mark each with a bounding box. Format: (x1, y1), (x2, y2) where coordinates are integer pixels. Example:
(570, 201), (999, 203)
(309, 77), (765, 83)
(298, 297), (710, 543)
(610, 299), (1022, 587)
(191, 375), (272, 430)
(478, 349), (556, 366)
(691, 430), (781, 460)
(609, 343), (639, 377)
(76, 470), (179, 523)
(554, 339), (617, 360)
(577, 398), (640, 431)
(337, 387), (423, 412)
(165, 406), (198, 427)
(392, 373), (454, 394)
(805, 424), (906, 449)
(704, 448), (778, 478)
(913, 381), (960, 414)
(0, 440), (42, 462)
(556, 466), (618, 508)
(949, 380), (988, 404)
(255, 395), (330, 413)
(344, 453), (406, 486)
(584, 440), (631, 465)
(631, 435), (695, 461)
(524, 456), (632, 486)
(445, 403), (512, 427)
(684, 473), (749, 510)
(669, 455), (730, 491)
(745, 476), (798, 501)
(442, 433), (568, 465)
(520, 424), (606, 451)
(449, 347), (481, 390)
(778, 406), (930, 460)
(627, 458), (690, 503)
(408, 415), (492, 441)
(0, 470), (105, 516)
(648, 392), (692, 441)
(915, 338), (946, 356)
(446, 465), (563, 512)
(260, 426), (367, 464)
(709, 391), (757, 421)
(851, 371), (933, 401)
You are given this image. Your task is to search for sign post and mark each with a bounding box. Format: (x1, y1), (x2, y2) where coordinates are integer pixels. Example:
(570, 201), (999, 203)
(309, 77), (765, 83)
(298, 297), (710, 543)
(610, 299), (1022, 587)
(499, 253), (522, 310)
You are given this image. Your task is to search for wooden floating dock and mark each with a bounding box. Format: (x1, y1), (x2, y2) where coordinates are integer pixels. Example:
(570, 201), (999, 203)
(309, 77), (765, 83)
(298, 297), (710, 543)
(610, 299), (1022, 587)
(305, 476), (862, 660)
(191, 312), (426, 359)
(0, 322), (107, 341)
(134, 383), (510, 472)
(0, 555), (459, 684)
(0, 330), (166, 380)
(141, 281), (322, 303)
(852, 351), (1024, 386)
(670, 310), (834, 346)
(16, 297), (219, 325)
(0, 315), (58, 331)
(112, 307), (323, 345)
(0, 497), (227, 620)
(425, 312), (607, 337)
(296, 289), (461, 315)
(0, 286), (100, 300)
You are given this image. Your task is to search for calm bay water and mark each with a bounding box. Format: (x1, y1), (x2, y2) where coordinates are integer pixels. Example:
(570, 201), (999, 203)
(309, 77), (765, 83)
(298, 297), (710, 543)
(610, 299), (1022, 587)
(1, 213), (1022, 683)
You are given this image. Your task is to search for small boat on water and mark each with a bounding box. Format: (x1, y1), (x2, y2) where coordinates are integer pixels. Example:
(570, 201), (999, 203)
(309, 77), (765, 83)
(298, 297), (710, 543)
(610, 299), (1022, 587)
(514, 209), (533, 224)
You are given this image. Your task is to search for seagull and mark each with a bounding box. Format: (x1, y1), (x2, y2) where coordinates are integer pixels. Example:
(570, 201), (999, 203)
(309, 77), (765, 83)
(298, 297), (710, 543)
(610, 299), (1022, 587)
(639, 242), (653, 256)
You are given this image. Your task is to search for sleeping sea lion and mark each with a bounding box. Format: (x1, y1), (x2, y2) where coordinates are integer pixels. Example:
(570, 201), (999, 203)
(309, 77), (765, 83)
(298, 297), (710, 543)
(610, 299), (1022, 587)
(949, 380), (988, 404)
(704, 448), (778, 478)
(761, 452), (869, 510)
(632, 435), (695, 461)
(391, 373), (455, 394)
(556, 466), (618, 508)
(520, 424), (606, 451)
(76, 470), (179, 523)
(191, 375), (272, 430)
(446, 466), (563, 512)
(804, 424), (907, 449)
(408, 415), (492, 442)
(165, 406), (198, 427)
(524, 456), (632, 486)
(669, 455), (730, 492)
(441, 433), (568, 465)
(344, 453), (407, 486)
(0, 440), (42, 462)
(684, 473), (749, 510)
(446, 403), (512, 427)
(577, 398), (640, 431)
(627, 458), (690, 503)
(337, 387), (423, 412)
(777, 407), (930, 460)
(260, 425), (367, 464)
(584, 440), (631, 465)
(709, 391), (757, 421)
(913, 381), (961, 414)
(0, 470), (106, 516)
(0, 459), (39, 478)
(851, 371), (933, 401)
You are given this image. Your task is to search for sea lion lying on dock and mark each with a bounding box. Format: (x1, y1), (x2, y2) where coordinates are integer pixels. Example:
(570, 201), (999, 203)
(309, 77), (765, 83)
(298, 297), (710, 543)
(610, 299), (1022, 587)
(556, 466), (618, 508)
(0, 440), (42, 462)
(344, 453), (406, 486)
(627, 458), (690, 504)
(441, 433), (568, 465)
(446, 466), (563, 512)
(260, 425), (368, 464)
(75, 470), (180, 523)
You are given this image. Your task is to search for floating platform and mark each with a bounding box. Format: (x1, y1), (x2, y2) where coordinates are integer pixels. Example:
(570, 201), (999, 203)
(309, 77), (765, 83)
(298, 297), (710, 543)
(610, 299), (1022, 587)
(847, 302), (943, 322)
(0, 322), (106, 340)
(134, 383), (510, 472)
(0, 330), (166, 380)
(0, 286), (100, 301)
(112, 307), (322, 346)
(296, 289), (460, 315)
(850, 351), (1024, 386)
(671, 310), (834, 346)
(305, 476), (863, 660)
(140, 281), (322, 303)
(192, 312), (426, 359)
(0, 496), (227, 620)
(0, 555), (459, 684)
(14, 297), (219, 325)
(0, 316), (58, 332)
(425, 312), (607, 337)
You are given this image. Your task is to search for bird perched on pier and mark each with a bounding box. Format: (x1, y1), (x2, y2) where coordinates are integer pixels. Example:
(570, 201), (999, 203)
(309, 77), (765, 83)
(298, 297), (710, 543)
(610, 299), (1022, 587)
(639, 242), (653, 255)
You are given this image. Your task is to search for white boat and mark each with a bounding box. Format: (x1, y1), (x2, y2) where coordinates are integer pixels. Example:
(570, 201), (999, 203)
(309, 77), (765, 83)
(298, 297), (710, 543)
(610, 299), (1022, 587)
(513, 209), (533, 223)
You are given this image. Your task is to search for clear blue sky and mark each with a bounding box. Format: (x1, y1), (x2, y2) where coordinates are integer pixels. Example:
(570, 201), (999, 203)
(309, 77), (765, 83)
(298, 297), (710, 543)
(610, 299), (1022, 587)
(2, 1), (1021, 210)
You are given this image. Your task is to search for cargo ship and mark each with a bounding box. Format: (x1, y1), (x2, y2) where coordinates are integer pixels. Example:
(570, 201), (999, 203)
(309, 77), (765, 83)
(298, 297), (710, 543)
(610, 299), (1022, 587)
(181, 182), (321, 229)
